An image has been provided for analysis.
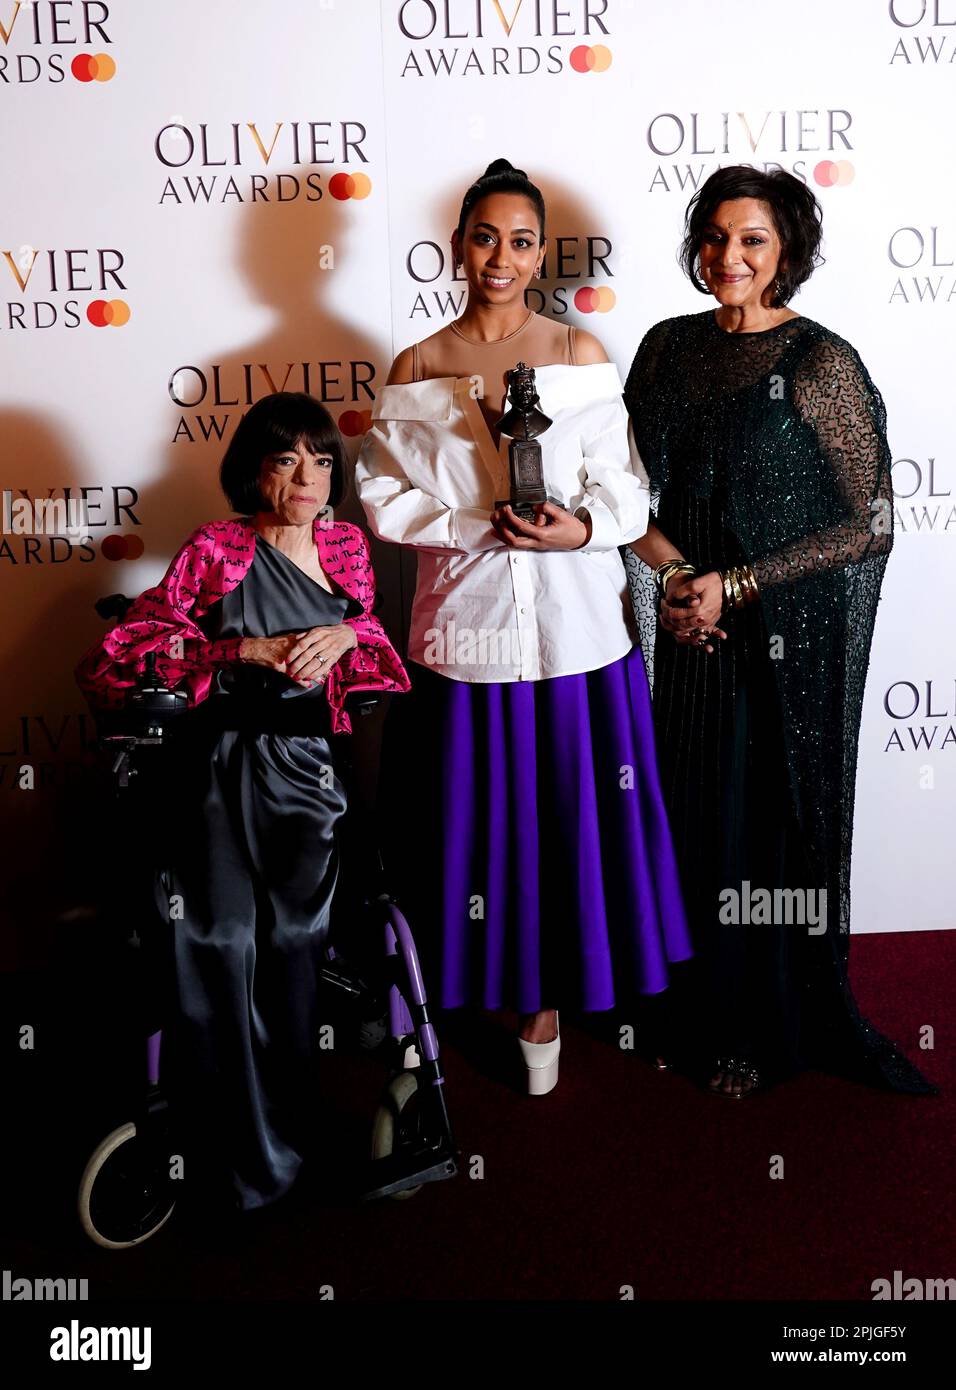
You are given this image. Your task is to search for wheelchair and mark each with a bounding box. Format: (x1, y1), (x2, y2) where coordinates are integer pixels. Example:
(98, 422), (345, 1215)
(76, 594), (457, 1249)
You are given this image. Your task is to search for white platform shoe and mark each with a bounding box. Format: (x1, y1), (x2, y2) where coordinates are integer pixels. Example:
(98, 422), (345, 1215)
(518, 1013), (560, 1096)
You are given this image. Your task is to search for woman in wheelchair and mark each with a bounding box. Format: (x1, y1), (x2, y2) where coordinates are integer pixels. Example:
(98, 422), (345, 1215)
(75, 391), (410, 1214)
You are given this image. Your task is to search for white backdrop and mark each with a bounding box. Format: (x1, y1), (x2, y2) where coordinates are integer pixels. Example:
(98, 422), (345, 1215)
(2, 0), (953, 958)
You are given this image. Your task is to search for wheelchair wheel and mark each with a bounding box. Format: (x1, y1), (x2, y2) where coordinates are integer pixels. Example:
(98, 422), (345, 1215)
(77, 1121), (177, 1249)
(370, 1072), (423, 1201)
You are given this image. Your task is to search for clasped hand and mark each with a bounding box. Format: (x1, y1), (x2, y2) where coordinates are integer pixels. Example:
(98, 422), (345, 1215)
(239, 624), (358, 686)
(659, 571), (728, 654)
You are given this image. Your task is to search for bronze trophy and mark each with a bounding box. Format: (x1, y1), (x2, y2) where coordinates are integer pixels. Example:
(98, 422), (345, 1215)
(494, 361), (557, 520)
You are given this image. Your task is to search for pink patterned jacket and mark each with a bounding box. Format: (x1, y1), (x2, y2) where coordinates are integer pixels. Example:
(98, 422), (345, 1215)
(74, 517), (410, 734)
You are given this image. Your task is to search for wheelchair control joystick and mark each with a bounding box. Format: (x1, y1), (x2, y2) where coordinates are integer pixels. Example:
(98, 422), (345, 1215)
(95, 615), (191, 783)
(128, 652), (189, 726)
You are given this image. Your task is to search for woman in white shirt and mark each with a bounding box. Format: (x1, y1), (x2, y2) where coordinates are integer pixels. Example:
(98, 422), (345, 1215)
(356, 159), (691, 1094)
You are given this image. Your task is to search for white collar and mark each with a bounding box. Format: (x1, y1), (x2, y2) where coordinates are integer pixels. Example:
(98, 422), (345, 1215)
(372, 361), (624, 423)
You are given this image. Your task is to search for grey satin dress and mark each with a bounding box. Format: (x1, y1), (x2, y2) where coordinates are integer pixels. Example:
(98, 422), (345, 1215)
(157, 536), (356, 1211)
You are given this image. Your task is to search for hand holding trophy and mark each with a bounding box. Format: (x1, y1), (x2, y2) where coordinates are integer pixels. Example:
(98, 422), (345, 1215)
(490, 362), (592, 550)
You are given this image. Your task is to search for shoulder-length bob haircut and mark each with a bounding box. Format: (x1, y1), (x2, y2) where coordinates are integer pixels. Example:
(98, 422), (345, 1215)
(679, 165), (824, 308)
(219, 391), (347, 515)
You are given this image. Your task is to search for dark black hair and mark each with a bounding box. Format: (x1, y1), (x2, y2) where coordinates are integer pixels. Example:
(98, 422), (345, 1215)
(219, 391), (346, 515)
(455, 158), (546, 247)
(679, 165), (824, 307)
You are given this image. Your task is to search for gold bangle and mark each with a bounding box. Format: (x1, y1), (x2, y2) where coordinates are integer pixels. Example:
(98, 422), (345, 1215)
(654, 558), (694, 585)
(655, 559), (696, 599)
(652, 561), (672, 593)
(734, 564), (758, 605)
(741, 564), (759, 603)
(719, 565), (759, 609)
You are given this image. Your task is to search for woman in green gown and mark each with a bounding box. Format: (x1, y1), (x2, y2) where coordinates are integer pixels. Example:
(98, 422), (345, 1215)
(624, 166), (935, 1098)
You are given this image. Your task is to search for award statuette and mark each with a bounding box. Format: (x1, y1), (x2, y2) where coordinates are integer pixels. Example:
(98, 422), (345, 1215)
(493, 361), (556, 520)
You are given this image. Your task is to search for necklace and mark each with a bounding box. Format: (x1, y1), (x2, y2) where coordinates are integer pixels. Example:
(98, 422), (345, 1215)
(448, 308), (536, 346)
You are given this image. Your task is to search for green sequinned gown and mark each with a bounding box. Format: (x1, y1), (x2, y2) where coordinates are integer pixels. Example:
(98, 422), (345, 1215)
(623, 309), (935, 1094)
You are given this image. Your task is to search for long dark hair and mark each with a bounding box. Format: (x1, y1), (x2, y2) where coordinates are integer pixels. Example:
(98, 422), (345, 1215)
(456, 158), (546, 245)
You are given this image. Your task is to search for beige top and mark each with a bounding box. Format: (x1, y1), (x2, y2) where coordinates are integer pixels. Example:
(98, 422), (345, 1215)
(411, 312), (578, 448)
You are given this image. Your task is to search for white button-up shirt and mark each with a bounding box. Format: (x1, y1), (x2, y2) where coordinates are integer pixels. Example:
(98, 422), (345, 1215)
(355, 362), (650, 683)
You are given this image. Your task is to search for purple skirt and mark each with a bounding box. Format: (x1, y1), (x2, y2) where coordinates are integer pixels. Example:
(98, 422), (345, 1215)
(381, 648), (692, 1013)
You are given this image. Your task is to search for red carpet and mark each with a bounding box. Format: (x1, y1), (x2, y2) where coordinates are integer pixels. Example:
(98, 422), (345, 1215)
(4, 929), (953, 1301)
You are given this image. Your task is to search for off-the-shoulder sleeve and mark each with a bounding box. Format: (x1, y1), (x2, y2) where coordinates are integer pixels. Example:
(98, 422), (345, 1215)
(322, 526), (410, 735)
(74, 528), (243, 711)
(750, 336), (893, 589)
(355, 421), (505, 553)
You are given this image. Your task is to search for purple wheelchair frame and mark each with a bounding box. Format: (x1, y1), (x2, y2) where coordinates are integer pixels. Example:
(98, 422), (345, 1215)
(139, 890), (457, 1201)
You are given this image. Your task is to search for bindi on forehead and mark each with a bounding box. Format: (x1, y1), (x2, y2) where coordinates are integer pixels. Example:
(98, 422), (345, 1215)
(708, 220), (772, 235)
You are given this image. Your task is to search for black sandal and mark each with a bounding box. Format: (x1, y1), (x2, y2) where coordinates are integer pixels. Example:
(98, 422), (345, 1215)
(706, 1056), (762, 1098)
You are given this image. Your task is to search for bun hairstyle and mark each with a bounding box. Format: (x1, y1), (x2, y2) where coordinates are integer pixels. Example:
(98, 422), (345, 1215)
(455, 158), (546, 246)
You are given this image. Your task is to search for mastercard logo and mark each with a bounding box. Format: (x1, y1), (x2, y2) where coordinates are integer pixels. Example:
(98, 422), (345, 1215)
(101, 535), (144, 561)
(574, 286), (616, 314)
(328, 172), (372, 201)
(814, 160), (854, 188)
(71, 53), (116, 82)
(569, 45), (612, 73)
(87, 300), (131, 327)
(337, 409), (373, 436)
